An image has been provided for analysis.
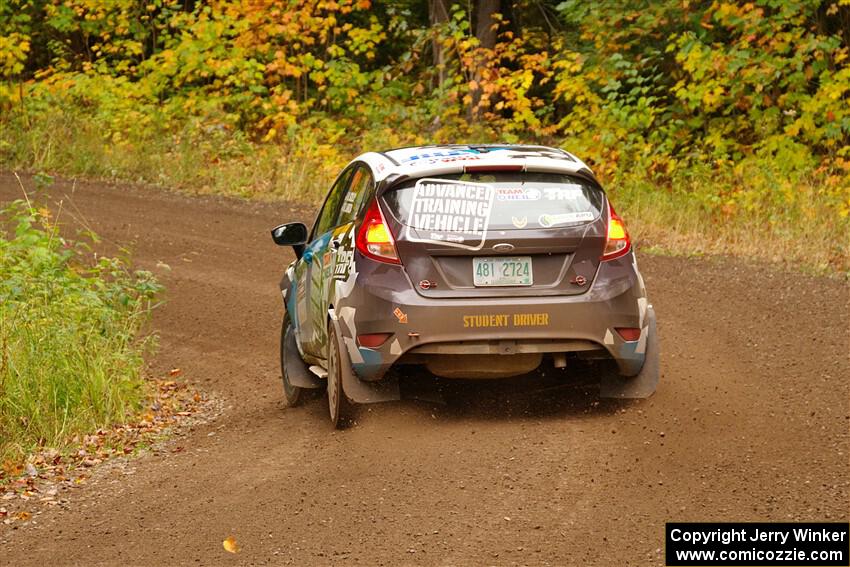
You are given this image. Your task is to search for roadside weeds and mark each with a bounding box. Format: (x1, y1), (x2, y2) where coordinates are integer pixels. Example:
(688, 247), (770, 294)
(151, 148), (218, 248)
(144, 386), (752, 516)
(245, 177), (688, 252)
(0, 374), (222, 535)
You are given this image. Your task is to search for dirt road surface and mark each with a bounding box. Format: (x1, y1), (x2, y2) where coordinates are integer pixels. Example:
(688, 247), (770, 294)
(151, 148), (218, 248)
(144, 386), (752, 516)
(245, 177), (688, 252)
(1, 174), (848, 566)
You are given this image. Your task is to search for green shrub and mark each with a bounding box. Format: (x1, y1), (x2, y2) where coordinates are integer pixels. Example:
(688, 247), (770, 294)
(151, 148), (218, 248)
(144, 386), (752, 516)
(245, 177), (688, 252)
(0, 197), (161, 462)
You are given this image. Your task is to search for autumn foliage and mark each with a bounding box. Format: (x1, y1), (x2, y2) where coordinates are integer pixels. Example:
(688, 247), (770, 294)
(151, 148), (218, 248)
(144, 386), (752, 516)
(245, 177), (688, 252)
(1, 0), (848, 269)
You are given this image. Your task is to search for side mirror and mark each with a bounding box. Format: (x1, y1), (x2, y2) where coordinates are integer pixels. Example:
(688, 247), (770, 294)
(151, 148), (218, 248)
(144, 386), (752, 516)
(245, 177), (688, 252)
(271, 222), (308, 258)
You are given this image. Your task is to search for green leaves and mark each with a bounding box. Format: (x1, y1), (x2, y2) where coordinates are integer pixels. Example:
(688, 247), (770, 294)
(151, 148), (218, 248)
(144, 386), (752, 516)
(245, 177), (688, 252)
(0, 198), (163, 461)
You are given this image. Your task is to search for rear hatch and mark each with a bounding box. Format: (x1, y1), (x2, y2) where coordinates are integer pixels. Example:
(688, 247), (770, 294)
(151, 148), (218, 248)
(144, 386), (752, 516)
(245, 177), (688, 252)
(381, 172), (607, 298)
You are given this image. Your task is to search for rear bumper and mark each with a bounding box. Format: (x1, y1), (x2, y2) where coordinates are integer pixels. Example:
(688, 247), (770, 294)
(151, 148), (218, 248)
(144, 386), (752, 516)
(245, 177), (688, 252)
(335, 252), (650, 380)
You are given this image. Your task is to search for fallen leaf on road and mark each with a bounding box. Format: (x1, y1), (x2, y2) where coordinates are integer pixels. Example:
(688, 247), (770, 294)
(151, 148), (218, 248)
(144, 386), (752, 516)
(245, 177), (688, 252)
(17, 511), (31, 521)
(2, 460), (23, 477)
(223, 536), (240, 553)
(0, 378), (211, 526)
(169, 368), (182, 377)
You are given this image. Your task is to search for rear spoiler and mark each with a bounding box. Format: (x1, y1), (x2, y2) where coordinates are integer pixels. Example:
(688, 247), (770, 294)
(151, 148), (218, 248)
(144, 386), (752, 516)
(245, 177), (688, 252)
(377, 165), (603, 197)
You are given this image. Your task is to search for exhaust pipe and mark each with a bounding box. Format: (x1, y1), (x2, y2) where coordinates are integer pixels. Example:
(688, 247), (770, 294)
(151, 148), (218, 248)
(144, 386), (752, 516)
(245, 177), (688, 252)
(553, 353), (567, 369)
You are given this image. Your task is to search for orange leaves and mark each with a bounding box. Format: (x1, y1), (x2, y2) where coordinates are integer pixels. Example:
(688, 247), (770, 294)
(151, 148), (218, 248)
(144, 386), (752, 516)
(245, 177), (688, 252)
(223, 536), (240, 553)
(16, 511), (31, 521)
(2, 460), (23, 478)
(429, 6), (554, 132)
(0, 372), (210, 528)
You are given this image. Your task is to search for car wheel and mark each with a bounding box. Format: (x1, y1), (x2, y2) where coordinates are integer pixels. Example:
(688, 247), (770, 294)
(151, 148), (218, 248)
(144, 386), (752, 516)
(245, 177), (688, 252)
(326, 322), (356, 428)
(279, 313), (303, 407)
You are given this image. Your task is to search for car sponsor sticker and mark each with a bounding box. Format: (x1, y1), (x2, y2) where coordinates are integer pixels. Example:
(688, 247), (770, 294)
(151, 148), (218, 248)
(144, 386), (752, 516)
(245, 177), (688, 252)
(543, 185), (584, 200)
(496, 187), (541, 201)
(538, 211), (595, 227)
(340, 191), (357, 215)
(511, 216), (528, 229)
(405, 178), (495, 250)
(400, 149), (480, 164)
(332, 227), (355, 281)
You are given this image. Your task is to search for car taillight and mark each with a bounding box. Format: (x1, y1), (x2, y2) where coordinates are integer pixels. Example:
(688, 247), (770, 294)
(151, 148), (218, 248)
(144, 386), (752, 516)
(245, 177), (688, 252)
(464, 164), (524, 173)
(356, 198), (401, 264)
(615, 327), (641, 341)
(601, 200), (632, 261)
(357, 333), (393, 348)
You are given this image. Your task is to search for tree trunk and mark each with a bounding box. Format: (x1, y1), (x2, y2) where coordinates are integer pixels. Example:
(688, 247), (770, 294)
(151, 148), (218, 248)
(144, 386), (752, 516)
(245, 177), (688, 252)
(471, 0), (501, 119)
(429, 0), (450, 88)
(475, 0), (500, 50)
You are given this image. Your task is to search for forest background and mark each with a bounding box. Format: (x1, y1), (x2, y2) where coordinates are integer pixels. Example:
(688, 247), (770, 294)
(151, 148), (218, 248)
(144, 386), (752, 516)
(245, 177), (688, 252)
(2, 0), (849, 272)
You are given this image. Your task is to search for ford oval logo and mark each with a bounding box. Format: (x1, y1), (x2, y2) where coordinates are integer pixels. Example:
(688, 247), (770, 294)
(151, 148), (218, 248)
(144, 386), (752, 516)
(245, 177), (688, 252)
(492, 243), (514, 252)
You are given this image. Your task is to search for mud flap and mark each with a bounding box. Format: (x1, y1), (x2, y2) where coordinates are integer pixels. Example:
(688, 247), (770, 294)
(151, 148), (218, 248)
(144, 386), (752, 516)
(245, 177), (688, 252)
(284, 323), (323, 389)
(600, 306), (659, 399)
(329, 312), (401, 404)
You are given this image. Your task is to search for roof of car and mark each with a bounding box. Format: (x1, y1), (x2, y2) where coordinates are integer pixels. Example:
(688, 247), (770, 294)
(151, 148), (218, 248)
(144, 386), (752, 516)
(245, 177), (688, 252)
(353, 144), (593, 183)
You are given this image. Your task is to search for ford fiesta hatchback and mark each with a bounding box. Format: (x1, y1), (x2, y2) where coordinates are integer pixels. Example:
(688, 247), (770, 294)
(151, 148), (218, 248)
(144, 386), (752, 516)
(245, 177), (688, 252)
(271, 145), (659, 427)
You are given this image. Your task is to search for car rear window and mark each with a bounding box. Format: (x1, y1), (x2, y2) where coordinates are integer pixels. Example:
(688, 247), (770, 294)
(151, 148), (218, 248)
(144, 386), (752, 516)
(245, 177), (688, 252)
(382, 172), (604, 231)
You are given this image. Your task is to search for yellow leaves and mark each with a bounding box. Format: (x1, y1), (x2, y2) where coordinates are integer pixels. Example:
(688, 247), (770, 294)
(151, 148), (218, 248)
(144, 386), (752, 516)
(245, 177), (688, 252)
(784, 121), (802, 137)
(701, 85), (725, 110)
(0, 34), (31, 77)
(223, 536), (240, 553)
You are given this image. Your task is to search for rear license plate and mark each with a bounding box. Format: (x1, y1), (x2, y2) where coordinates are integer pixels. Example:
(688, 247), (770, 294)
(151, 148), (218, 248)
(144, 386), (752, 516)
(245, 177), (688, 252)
(473, 256), (533, 287)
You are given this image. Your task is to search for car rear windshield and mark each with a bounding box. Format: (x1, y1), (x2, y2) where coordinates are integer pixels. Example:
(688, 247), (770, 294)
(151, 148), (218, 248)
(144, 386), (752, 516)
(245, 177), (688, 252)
(382, 172), (604, 231)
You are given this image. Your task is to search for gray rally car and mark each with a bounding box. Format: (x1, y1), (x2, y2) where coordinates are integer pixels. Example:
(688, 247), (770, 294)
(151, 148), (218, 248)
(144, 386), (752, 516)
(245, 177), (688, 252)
(271, 145), (659, 427)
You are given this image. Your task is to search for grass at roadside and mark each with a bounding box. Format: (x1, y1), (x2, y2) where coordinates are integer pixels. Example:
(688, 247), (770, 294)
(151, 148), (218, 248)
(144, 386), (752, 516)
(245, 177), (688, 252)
(1, 109), (335, 202)
(0, 186), (162, 465)
(611, 173), (848, 275)
(2, 110), (847, 275)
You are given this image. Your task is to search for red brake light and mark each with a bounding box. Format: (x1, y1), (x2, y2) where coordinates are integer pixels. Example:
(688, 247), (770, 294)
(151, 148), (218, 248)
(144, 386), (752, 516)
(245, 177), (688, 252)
(464, 164), (524, 173)
(601, 200), (631, 261)
(357, 333), (393, 348)
(356, 199), (401, 264)
(615, 327), (641, 341)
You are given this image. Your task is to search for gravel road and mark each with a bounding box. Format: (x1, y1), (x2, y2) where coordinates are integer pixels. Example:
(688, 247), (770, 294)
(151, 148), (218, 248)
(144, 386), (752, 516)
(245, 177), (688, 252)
(1, 173), (847, 566)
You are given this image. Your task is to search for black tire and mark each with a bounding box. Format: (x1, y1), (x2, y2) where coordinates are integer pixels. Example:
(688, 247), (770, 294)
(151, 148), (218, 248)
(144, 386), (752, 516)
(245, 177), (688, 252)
(326, 323), (356, 428)
(279, 313), (303, 408)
